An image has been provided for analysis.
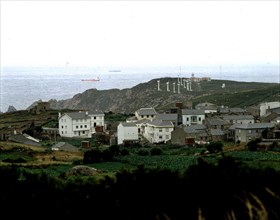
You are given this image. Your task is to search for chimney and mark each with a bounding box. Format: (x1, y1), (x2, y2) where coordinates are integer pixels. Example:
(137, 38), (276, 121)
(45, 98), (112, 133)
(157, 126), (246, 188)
(58, 112), (61, 118)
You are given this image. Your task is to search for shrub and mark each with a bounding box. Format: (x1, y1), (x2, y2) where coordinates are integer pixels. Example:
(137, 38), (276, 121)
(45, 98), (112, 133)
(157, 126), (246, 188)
(120, 148), (130, 156)
(206, 141), (223, 153)
(83, 149), (103, 164)
(150, 147), (163, 156)
(137, 148), (150, 156)
(109, 145), (120, 156)
(247, 139), (261, 151)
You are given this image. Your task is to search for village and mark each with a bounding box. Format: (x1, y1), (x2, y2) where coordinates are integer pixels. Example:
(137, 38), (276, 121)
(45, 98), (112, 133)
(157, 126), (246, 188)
(3, 99), (279, 151)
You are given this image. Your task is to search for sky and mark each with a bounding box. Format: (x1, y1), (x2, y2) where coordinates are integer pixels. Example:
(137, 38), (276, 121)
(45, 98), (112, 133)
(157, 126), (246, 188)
(1, 1), (279, 68)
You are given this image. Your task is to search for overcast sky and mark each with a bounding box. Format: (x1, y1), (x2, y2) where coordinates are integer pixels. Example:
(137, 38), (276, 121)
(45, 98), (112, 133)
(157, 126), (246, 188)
(1, 1), (279, 68)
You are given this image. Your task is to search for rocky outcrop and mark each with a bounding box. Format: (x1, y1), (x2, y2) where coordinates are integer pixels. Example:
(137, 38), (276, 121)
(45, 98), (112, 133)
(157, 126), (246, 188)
(45, 78), (278, 114)
(7, 105), (17, 113)
(49, 78), (194, 113)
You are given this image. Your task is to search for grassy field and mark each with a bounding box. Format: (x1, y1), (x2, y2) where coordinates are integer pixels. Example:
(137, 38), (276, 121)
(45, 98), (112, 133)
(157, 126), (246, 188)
(1, 140), (280, 179)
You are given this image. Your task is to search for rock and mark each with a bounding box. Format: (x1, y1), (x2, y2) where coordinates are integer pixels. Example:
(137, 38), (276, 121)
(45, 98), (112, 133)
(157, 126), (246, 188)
(64, 165), (99, 176)
(7, 105), (17, 112)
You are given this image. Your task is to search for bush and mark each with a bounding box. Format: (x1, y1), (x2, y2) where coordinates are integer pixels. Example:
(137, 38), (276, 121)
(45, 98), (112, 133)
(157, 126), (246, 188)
(137, 148), (150, 156)
(206, 141), (223, 153)
(109, 145), (120, 156)
(120, 148), (130, 156)
(150, 147), (163, 156)
(83, 149), (103, 164)
(247, 139), (261, 151)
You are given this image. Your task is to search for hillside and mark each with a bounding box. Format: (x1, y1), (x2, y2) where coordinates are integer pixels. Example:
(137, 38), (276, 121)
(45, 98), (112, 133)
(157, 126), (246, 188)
(48, 78), (279, 113)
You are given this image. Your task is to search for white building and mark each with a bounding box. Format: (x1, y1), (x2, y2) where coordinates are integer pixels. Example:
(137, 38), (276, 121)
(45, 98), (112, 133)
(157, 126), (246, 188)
(181, 109), (205, 126)
(135, 107), (157, 120)
(117, 122), (139, 145)
(143, 119), (174, 143)
(58, 110), (105, 138)
(260, 102), (280, 117)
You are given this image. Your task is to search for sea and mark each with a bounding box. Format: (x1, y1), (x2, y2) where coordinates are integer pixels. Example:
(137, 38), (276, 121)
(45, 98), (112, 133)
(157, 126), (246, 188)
(0, 65), (279, 112)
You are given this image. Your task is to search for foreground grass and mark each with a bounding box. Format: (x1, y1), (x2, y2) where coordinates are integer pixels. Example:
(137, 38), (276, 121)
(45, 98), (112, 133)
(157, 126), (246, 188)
(1, 141), (280, 177)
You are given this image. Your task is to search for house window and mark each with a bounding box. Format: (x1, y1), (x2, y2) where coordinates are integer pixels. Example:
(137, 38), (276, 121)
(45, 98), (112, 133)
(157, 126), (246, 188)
(191, 116), (197, 123)
(76, 126), (78, 129)
(187, 117), (189, 121)
(141, 116), (144, 118)
(166, 135), (169, 139)
(248, 130), (252, 134)
(94, 116), (96, 119)
(80, 125), (83, 128)
(82, 131), (85, 134)
(159, 129), (162, 132)
(61, 126), (63, 129)
(165, 128), (169, 132)
(198, 117), (201, 121)
(159, 135), (162, 139)
(85, 125), (87, 128)
(239, 129), (241, 133)
(65, 126), (67, 129)
(61, 131), (63, 134)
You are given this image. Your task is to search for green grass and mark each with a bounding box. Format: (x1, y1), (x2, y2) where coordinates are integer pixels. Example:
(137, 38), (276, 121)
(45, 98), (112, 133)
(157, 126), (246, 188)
(88, 161), (135, 172)
(20, 164), (73, 177)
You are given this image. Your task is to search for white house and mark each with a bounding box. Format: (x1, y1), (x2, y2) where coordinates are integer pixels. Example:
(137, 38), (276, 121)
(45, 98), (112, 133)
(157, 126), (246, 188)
(260, 102), (280, 117)
(143, 119), (174, 143)
(117, 122), (139, 145)
(58, 110), (105, 138)
(181, 109), (205, 126)
(135, 107), (157, 120)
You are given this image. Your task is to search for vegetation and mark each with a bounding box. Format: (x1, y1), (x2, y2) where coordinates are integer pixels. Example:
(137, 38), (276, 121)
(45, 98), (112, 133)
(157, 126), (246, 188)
(191, 82), (279, 108)
(1, 157), (280, 219)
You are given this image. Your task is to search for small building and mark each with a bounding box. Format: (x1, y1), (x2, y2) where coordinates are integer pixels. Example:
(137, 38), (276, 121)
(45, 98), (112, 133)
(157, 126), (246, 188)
(205, 117), (229, 130)
(222, 115), (254, 125)
(58, 110), (105, 138)
(81, 140), (90, 148)
(260, 102), (280, 117)
(219, 107), (247, 115)
(181, 109), (205, 126)
(233, 123), (275, 143)
(143, 119), (174, 144)
(28, 101), (51, 114)
(117, 122), (139, 145)
(52, 142), (80, 152)
(209, 129), (225, 142)
(195, 102), (218, 114)
(170, 125), (207, 145)
(8, 133), (41, 147)
(135, 107), (157, 120)
(155, 113), (178, 126)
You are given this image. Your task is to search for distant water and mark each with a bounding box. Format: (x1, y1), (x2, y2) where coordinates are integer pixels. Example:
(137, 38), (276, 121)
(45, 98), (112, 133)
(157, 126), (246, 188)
(0, 65), (279, 112)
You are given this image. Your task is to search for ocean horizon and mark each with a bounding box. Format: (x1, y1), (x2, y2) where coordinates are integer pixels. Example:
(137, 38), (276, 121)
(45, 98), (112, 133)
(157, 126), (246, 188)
(0, 65), (279, 112)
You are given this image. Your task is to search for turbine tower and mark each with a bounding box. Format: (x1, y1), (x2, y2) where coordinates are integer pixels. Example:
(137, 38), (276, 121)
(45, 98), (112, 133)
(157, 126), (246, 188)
(157, 80), (161, 91)
(166, 82), (170, 91)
